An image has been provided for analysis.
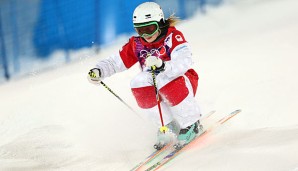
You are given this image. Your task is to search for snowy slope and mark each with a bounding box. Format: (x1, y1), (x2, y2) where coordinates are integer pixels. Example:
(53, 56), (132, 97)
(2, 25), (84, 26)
(1, 0), (298, 170)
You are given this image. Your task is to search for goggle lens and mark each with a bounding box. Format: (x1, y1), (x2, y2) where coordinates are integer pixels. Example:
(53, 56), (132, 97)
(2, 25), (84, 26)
(134, 22), (159, 37)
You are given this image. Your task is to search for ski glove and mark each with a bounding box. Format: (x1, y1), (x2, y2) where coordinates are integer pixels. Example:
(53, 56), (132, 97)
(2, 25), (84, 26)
(145, 56), (165, 73)
(88, 68), (101, 84)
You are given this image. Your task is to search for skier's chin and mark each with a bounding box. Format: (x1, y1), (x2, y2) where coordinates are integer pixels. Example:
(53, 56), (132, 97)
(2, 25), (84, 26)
(144, 36), (155, 43)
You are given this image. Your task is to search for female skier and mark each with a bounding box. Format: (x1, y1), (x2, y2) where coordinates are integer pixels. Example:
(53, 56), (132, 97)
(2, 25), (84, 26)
(87, 2), (202, 149)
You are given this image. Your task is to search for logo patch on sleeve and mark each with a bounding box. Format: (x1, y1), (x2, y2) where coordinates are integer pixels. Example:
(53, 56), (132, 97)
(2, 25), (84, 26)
(175, 35), (184, 42)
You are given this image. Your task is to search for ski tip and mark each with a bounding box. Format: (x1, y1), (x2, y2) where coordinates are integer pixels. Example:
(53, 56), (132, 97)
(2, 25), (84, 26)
(234, 109), (242, 113)
(203, 110), (216, 119)
(209, 110), (216, 115)
(230, 109), (241, 114)
(229, 108), (241, 116)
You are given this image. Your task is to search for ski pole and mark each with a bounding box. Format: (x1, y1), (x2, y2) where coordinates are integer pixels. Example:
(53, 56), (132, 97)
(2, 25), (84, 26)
(99, 81), (140, 116)
(151, 66), (168, 133)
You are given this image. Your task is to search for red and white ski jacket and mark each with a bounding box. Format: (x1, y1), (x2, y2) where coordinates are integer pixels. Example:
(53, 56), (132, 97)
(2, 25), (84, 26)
(95, 26), (194, 80)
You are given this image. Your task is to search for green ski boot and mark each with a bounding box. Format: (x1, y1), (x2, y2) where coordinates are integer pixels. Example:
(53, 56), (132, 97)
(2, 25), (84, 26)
(174, 121), (203, 149)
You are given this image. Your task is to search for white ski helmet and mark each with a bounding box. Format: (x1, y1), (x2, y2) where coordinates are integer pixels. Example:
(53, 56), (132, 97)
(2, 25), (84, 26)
(133, 2), (164, 24)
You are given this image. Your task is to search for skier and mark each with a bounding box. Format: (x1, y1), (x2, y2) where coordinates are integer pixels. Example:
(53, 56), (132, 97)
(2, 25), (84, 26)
(87, 2), (202, 149)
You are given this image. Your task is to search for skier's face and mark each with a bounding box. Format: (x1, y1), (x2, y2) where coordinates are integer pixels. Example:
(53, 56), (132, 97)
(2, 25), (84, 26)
(142, 30), (160, 43)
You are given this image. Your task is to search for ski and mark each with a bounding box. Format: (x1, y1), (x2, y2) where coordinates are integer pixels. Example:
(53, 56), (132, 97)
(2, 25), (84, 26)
(145, 109), (241, 171)
(130, 143), (172, 171)
(130, 110), (216, 171)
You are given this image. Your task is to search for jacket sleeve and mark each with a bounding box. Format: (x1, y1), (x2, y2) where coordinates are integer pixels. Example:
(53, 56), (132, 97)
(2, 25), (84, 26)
(94, 37), (138, 79)
(163, 30), (193, 78)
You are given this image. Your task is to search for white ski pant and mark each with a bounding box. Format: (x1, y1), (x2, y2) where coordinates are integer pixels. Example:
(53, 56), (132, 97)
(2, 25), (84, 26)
(130, 70), (201, 129)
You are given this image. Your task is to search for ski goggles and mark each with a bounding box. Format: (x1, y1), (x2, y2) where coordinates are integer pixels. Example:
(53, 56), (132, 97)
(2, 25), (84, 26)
(134, 21), (159, 38)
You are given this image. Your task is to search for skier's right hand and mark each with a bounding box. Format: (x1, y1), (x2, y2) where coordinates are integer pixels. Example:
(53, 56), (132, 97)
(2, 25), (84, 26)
(87, 68), (101, 84)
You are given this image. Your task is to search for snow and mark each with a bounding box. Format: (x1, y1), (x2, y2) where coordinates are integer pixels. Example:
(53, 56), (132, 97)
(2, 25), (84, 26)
(1, 0), (298, 170)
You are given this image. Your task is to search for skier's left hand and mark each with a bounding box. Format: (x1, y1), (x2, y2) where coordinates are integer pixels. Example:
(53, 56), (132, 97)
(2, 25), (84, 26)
(145, 56), (165, 73)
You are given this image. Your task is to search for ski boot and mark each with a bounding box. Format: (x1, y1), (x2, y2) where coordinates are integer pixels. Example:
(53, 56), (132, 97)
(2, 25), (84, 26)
(153, 120), (180, 150)
(174, 120), (203, 149)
